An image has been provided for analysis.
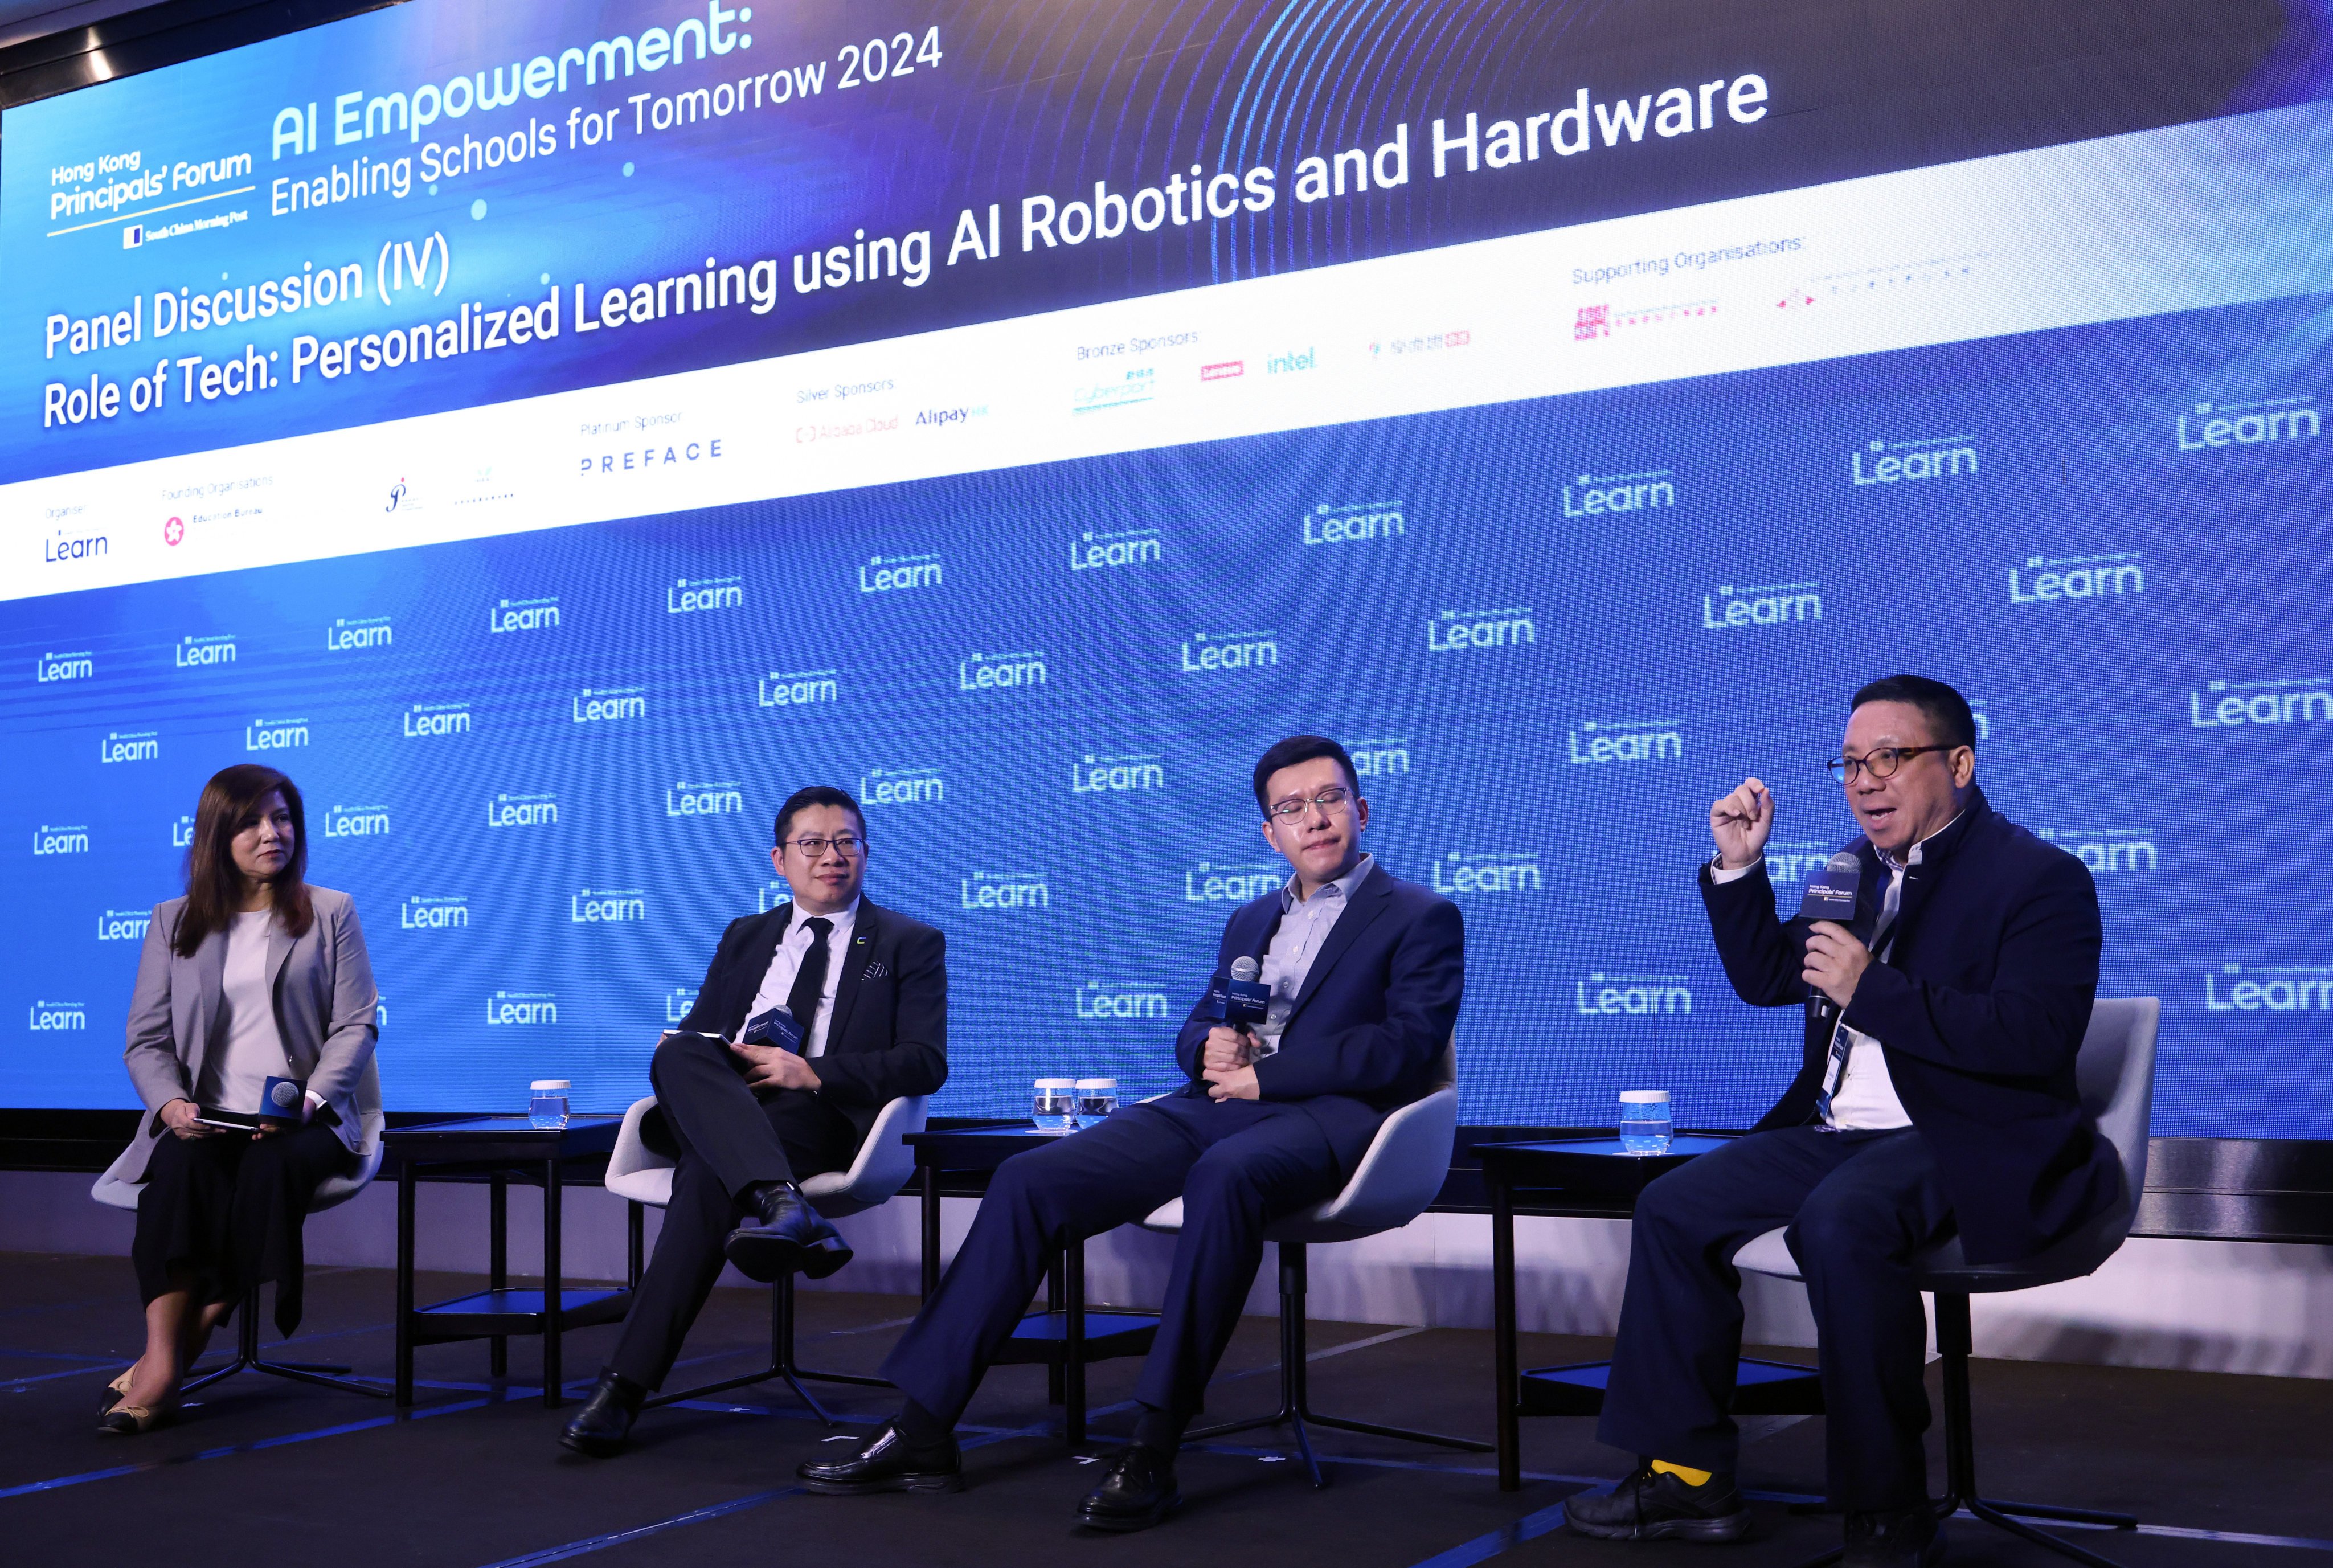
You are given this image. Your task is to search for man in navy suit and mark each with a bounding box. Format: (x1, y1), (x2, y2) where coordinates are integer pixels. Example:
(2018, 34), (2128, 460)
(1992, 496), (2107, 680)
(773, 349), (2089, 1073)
(801, 735), (1464, 1530)
(1569, 677), (2119, 1568)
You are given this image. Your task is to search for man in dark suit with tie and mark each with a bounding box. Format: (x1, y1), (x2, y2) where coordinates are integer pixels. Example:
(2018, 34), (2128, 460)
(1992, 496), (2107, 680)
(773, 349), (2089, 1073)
(800, 736), (1463, 1532)
(561, 785), (948, 1457)
(1568, 676), (2118, 1568)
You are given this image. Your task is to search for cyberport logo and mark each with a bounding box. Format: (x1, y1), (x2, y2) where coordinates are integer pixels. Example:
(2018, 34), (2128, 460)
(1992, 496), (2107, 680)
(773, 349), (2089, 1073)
(486, 792), (558, 828)
(1563, 471), (1673, 517)
(404, 701), (471, 738)
(1428, 607), (1532, 653)
(2037, 826), (2158, 874)
(400, 894), (469, 930)
(489, 596), (559, 633)
(1343, 737), (1411, 777)
(1570, 717), (1681, 763)
(664, 986), (699, 1025)
(32, 822), (91, 856)
(1704, 582), (1818, 628)
(860, 552), (940, 593)
(100, 729), (159, 764)
(2176, 397), (2319, 452)
(1851, 434), (1976, 486)
(1576, 972), (1692, 1016)
(485, 990), (557, 1025)
(861, 765), (943, 805)
(1078, 979), (1172, 1021)
(34, 649), (94, 683)
(1071, 527), (1161, 571)
(667, 779), (744, 817)
(28, 998), (87, 1031)
(1303, 501), (1403, 546)
(759, 669), (839, 709)
(2205, 963), (2331, 1014)
(1182, 629), (1278, 673)
(1071, 365), (1155, 414)
(669, 575), (742, 613)
(960, 869), (1049, 910)
(325, 615), (393, 650)
(176, 633), (236, 668)
(96, 906), (152, 941)
(2010, 552), (2141, 604)
(575, 686), (646, 722)
(2187, 676), (2330, 729)
(244, 714), (310, 752)
(960, 649), (1047, 691)
(1184, 860), (1281, 903)
(571, 886), (646, 924)
(1432, 850), (1541, 894)
(321, 803), (391, 839)
(1074, 752), (1164, 793)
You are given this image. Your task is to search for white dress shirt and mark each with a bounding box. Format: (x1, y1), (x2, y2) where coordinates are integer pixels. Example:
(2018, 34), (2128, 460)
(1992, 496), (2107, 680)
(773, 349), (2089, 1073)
(197, 910), (290, 1113)
(1251, 855), (1375, 1054)
(744, 898), (859, 1058)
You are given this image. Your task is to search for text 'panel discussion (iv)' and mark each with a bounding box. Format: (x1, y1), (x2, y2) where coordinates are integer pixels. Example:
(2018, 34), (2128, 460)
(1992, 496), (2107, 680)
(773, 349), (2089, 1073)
(1, 0), (2328, 1563)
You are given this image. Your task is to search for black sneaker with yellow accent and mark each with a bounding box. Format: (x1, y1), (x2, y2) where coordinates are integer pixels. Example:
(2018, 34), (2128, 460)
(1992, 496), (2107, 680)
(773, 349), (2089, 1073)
(1565, 1464), (1752, 1542)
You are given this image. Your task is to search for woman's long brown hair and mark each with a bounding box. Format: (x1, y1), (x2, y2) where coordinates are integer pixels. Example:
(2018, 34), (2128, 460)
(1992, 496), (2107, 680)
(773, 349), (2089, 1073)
(174, 764), (314, 957)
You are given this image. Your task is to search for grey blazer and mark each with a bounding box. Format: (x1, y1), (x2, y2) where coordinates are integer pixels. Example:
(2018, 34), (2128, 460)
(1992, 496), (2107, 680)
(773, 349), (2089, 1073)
(113, 884), (379, 1185)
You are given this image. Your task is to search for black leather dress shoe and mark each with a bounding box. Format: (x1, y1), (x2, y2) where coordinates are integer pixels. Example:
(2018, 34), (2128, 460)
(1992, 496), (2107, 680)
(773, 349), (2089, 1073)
(559, 1371), (646, 1458)
(1565, 1464), (1751, 1541)
(725, 1182), (853, 1283)
(1843, 1504), (1945, 1568)
(797, 1420), (963, 1494)
(1077, 1444), (1183, 1533)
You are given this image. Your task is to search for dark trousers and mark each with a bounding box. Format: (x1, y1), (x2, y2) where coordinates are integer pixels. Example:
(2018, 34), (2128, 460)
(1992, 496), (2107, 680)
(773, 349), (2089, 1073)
(132, 1121), (357, 1336)
(881, 1094), (1344, 1426)
(1598, 1126), (1953, 1511)
(608, 1031), (858, 1390)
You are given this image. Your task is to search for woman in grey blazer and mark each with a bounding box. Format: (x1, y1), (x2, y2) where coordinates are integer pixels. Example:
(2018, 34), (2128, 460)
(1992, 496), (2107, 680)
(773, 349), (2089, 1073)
(103, 763), (379, 1432)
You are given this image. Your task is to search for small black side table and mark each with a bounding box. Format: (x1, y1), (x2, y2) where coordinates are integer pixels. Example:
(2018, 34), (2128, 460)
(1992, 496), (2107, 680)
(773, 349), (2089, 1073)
(1476, 1135), (1822, 1491)
(904, 1124), (1159, 1444)
(386, 1115), (633, 1409)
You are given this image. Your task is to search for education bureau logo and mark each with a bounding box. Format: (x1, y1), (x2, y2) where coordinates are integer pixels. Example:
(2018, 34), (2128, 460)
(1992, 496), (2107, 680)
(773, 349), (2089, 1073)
(32, 823), (91, 856)
(404, 701), (472, 738)
(1702, 582), (1819, 629)
(1760, 840), (1830, 882)
(1576, 971), (1693, 1015)
(759, 669), (840, 708)
(399, 895), (469, 930)
(2187, 676), (2330, 730)
(175, 633), (236, 668)
(243, 714), (310, 752)
(1303, 501), (1405, 546)
(1343, 737), (1411, 776)
(1851, 433), (1976, 487)
(1182, 629), (1278, 672)
(574, 686), (647, 722)
(665, 986), (699, 1025)
(1433, 850), (1541, 894)
(1569, 715), (1683, 763)
(1070, 528), (1161, 570)
(485, 990), (557, 1025)
(959, 649), (1047, 691)
(1184, 861), (1281, 903)
(34, 649), (95, 683)
(1429, 607), (1533, 653)
(321, 803), (391, 838)
(1078, 979), (1171, 1021)
(28, 999), (87, 1031)
(2037, 826), (2158, 873)
(486, 791), (558, 827)
(859, 765), (943, 806)
(666, 779), (744, 817)
(325, 615), (394, 650)
(489, 596), (560, 633)
(1562, 470), (1674, 517)
(100, 729), (159, 763)
(1073, 752), (1165, 793)
(2175, 397), (2320, 452)
(2205, 963), (2331, 1014)
(859, 552), (941, 593)
(960, 869), (1050, 910)
(96, 906), (151, 941)
(2009, 552), (2142, 604)
(571, 886), (646, 923)
(669, 575), (743, 613)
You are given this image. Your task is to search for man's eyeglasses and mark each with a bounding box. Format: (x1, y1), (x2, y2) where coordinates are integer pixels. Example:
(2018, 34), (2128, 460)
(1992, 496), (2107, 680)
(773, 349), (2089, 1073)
(1827, 746), (1952, 785)
(1266, 786), (1354, 821)
(784, 835), (866, 858)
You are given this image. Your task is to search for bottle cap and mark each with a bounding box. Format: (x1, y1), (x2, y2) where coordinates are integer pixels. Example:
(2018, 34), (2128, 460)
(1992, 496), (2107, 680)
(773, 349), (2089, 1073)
(531, 1079), (571, 1091)
(1619, 1089), (1671, 1103)
(1075, 1078), (1118, 1090)
(1034, 1078), (1075, 1088)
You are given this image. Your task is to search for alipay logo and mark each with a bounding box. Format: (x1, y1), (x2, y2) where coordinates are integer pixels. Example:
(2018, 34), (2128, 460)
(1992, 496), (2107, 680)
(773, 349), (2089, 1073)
(100, 730), (159, 764)
(403, 701), (472, 738)
(486, 792), (558, 828)
(2205, 963), (2331, 1013)
(1570, 718), (1683, 763)
(571, 887), (646, 923)
(35, 649), (95, 683)
(665, 986), (699, 1024)
(1303, 501), (1404, 546)
(400, 895), (469, 930)
(574, 686), (646, 722)
(1433, 851), (1541, 894)
(1073, 752), (1165, 793)
(1576, 972), (1693, 1015)
(1703, 582), (1819, 628)
(485, 990), (558, 1025)
(2010, 552), (2142, 604)
(861, 765), (944, 805)
(1181, 629), (1278, 673)
(860, 552), (942, 593)
(321, 804), (391, 839)
(1071, 528), (1161, 570)
(28, 999), (87, 1031)
(1429, 607), (1533, 652)
(489, 596), (560, 633)
(759, 669), (840, 708)
(1185, 861), (1282, 903)
(1852, 434), (1977, 486)
(1343, 736), (1411, 776)
(32, 823), (90, 856)
(1562, 470), (1673, 517)
(960, 869), (1050, 910)
(2037, 826), (2158, 873)
(175, 633), (236, 668)
(960, 649), (1047, 691)
(666, 780), (744, 817)
(96, 906), (152, 941)
(1078, 979), (1172, 1021)
(325, 615), (393, 650)
(2188, 676), (2331, 729)
(2176, 398), (2319, 451)
(244, 715), (310, 752)
(669, 575), (743, 613)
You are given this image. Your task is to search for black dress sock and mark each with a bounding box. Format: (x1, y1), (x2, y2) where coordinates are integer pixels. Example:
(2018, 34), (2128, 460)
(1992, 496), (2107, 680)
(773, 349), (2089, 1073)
(1132, 1403), (1189, 1452)
(897, 1397), (952, 1450)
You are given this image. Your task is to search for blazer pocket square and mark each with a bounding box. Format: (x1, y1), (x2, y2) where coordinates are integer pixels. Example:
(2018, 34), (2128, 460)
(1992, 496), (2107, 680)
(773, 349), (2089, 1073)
(859, 961), (889, 980)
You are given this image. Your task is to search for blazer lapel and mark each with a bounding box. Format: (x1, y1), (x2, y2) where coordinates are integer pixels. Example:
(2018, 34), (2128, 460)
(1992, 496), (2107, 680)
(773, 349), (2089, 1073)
(821, 901), (881, 1051)
(730, 904), (791, 1032)
(1283, 866), (1393, 1027)
(186, 929), (228, 1086)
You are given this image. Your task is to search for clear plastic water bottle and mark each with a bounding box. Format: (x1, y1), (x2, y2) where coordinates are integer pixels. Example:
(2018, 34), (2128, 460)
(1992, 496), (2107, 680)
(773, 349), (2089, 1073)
(1033, 1078), (1076, 1133)
(1074, 1078), (1119, 1130)
(529, 1079), (571, 1130)
(1619, 1090), (1672, 1154)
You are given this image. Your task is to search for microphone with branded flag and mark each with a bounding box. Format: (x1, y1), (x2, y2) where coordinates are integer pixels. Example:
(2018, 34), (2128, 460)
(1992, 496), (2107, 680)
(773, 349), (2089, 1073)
(1207, 955), (1273, 1051)
(1798, 851), (1864, 1034)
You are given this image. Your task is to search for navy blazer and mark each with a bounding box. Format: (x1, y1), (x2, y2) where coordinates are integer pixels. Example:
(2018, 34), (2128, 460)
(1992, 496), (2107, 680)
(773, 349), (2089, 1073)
(1172, 863), (1464, 1176)
(1700, 786), (2121, 1264)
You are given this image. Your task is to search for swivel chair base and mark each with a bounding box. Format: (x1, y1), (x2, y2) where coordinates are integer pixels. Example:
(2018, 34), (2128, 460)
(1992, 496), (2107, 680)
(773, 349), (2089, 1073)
(182, 1285), (389, 1400)
(639, 1255), (891, 1427)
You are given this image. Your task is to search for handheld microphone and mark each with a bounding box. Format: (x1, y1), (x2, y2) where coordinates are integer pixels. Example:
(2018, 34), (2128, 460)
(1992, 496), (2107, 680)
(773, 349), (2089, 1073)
(1214, 956), (1271, 1034)
(1799, 852), (1862, 1028)
(742, 1004), (807, 1055)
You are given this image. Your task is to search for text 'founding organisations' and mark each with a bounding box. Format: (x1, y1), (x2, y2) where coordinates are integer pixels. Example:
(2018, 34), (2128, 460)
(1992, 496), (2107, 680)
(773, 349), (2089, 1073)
(1072, 528), (1160, 570)
(487, 791), (557, 827)
(1079, 980), (1171, 1020)
(1429, 607), (1533, 652)
(2205, 963), (2331, 1013)
(2188, 676), (2330, 728)
(1304, 501), (1403, 546)
(961, 870), (1049, 910)
(861, 765), (942, 805)
(1577, 972), (1693, 1015)
(1433, 850), (1541, 894)
(668, 780), (743, 816)
(1185, 861), (1280, 902)
(2010, 552), (2142, 604)
(1074, 752), (1164, 793)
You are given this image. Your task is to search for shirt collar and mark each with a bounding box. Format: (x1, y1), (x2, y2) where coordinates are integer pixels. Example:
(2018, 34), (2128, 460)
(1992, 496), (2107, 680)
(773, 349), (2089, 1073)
(787, 896), (860, 937)
(1280, 853), (1374, 912)
(1878, 810), (1966, 874)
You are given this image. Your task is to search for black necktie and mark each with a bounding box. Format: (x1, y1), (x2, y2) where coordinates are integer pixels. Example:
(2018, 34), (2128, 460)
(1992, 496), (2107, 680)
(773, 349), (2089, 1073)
(784, 916), (834, 1051)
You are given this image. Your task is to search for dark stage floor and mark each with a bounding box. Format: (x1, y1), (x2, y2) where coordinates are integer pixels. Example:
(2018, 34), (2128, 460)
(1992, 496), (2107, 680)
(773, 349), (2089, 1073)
(2, 1252), (2327, 1568)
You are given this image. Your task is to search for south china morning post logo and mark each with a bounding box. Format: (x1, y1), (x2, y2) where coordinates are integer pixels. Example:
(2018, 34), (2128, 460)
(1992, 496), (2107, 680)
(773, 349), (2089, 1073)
(1851, 433), (1976, 486)
(28, 998), (88, 1031)
(2009, 552), (2142, 605)
(860, 765), (943, 806)
(1073, 752), (1164, 794)
(32, 823), (91, 856)
(96, 906), (153, 941)
(859, 552), (941, 593)
(175, 633), (236, 668)
(34, 649), (95, 683)
(325, 615), (393, 651)
(1303, 501), (1404, 546)
(399, 894), (469, 930)
(667, 779), (744, 817)
(2187, 676), (2330, 730)
(243, 714), (310, 752)
(100, 730), (159, 764)
(1702, 582), (1819, 629)
(669, 575), (742, 613)
(1576, 971), (1692, 1016)
(1078, 979), (1171, 1021)
(489, 596), (560, 633)
(321, 803), (391, 839)
(2176, 397), (2320, 452)
(2205, 963), (2331, 1014)
(485, 990), (557, 1025)
(571, 886), (646, 924)
(959, 649), (1047, 692)
(486, 791), (558, 828)
(1181, 629), (1277, 673)
(960, 869), (1050, 910)
(759, 669), (840, 709)
(1071, 528), (1161, 571)
(404, 701), (472, 738)
(2037, 826), (2158, 874)
(1562, 470), (1673, 517)
(1428, 607), (1533, 653)
(1184, 860), (1281, 903)
(1569, 715), (1681, 763)
(574, 685), (646, 722)
(1432, 850), (1541, 894)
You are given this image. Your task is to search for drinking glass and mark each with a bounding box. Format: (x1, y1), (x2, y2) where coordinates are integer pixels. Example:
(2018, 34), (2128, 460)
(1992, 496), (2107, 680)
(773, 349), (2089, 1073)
(1033, 1078), (1076, 1133)
(529, 1079), (571, 1130)
(1619, 1090), (1672, 1154)
(1074, 1078), (1119, 1130)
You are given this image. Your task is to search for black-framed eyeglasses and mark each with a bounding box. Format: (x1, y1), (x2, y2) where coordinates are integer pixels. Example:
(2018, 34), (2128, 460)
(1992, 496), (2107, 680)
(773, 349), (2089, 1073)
(1828, 745), (1952, 785)
(784, 834), (866, 858)
(1266, 786), (1354, 821)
